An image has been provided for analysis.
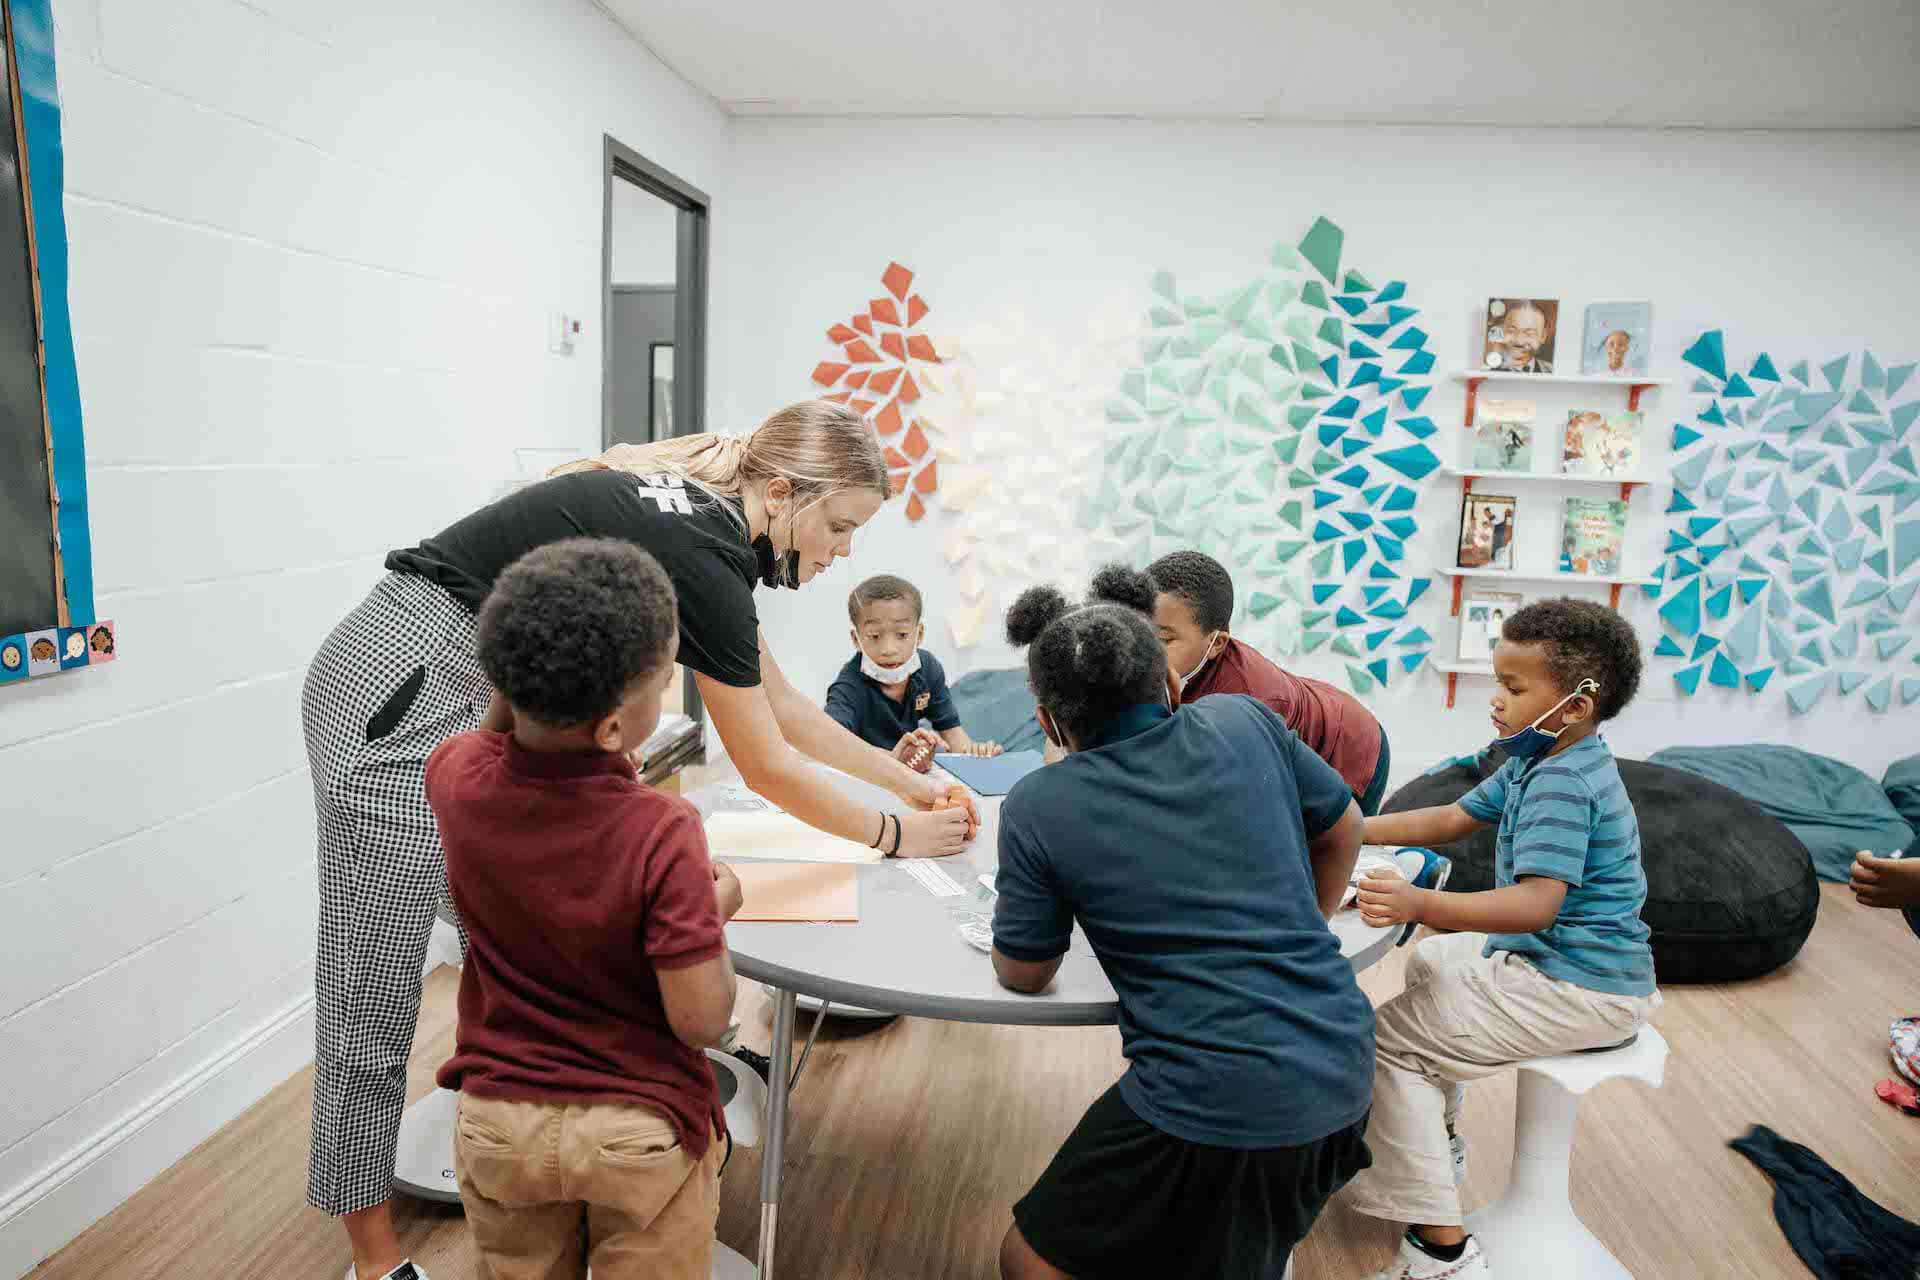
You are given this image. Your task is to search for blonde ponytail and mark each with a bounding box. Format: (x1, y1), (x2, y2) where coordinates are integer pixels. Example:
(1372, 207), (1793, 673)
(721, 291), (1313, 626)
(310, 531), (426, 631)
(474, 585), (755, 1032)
(550, 400), (890, 519)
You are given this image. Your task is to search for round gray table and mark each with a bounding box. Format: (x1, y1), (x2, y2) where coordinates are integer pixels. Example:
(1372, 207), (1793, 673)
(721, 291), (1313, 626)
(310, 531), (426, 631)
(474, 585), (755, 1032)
(692, 767), (1397, 1280)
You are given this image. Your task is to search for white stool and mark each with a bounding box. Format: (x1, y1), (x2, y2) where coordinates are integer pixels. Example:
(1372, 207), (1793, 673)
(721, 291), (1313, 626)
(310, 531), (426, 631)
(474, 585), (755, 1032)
(1467, 1027), (1668, 1280)
(396, 1052), (770, 1280)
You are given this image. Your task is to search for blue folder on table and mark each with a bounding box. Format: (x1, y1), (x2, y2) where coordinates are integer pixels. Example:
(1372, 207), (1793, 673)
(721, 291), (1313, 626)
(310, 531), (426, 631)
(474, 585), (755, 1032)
(935, 750), (1046, 796)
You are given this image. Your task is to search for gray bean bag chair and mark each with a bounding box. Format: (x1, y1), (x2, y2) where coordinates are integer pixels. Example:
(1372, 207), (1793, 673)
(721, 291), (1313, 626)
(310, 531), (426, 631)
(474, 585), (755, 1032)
(1885, 754), (1920, 838)
(946, 667), (1047, 755)
(1380, 750), (1819, 984)
(1650, 744), (1915, 882)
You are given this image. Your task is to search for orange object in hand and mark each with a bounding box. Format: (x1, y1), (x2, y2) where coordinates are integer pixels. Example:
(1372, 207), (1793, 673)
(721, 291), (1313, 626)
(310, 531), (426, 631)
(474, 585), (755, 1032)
(933, 785), (980, 840)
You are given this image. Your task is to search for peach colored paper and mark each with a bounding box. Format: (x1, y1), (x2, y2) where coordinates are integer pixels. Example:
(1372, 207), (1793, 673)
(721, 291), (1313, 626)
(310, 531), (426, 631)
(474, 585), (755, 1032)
(731, 862), (859, 923)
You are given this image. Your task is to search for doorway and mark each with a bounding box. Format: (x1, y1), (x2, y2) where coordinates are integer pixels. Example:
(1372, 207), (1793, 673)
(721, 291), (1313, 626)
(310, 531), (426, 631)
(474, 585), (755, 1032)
(603, 137), (711, 741)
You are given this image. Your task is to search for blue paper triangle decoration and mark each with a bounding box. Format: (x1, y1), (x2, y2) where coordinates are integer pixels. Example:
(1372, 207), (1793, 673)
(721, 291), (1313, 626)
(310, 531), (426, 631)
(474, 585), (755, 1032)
(1682, 331), (1728, 382)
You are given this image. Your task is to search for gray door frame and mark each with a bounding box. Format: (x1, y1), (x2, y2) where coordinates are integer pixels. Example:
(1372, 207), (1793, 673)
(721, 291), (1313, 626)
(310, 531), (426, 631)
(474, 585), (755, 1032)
(602, 137), (713, 737)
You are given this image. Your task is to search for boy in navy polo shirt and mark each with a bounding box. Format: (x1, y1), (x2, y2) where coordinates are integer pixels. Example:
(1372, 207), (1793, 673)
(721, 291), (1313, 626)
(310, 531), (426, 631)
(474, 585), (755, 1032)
(825, 574), (1000, 770)
(1346, 598), (1657, 1280)
(429, 538), (742, 1280)
(990, 584), (1374, 1280)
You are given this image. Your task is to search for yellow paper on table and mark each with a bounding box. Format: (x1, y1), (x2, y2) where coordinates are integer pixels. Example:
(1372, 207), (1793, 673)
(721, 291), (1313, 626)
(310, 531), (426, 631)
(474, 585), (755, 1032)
(703, 809), (883, 864)
(731, 863), (859, 923)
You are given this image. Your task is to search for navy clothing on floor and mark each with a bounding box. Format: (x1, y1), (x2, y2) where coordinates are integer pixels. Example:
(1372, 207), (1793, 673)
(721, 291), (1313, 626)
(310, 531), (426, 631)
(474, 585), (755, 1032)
(1014, 1084), (1370, 1280)
(993, 695), (1374, 1150)
(823, 648), (959, 748)
(1730, 1124), (1920, 1279)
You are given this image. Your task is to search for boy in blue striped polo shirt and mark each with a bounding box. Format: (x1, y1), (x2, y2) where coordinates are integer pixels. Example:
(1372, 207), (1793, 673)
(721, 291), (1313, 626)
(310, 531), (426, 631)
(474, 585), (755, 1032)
(1344, 598), (1657, 1280)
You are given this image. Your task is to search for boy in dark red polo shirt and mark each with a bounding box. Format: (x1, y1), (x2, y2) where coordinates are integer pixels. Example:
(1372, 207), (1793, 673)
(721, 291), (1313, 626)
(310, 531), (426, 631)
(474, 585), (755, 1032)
(428, 538), (742, 1280)
(1092, 554), (1395, 815)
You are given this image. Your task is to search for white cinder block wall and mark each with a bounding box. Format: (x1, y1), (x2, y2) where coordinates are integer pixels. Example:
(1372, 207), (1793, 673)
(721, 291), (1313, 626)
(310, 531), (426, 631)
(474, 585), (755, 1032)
(718, 119), (1920, 786)
(0, 0), (726, 1271)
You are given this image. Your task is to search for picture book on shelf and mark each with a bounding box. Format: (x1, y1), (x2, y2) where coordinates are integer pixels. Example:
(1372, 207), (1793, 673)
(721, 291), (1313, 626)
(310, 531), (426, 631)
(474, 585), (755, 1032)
(1481, 297), (1560, 373)
(1581, 301), (1653, 377)
(1458, 493), (1517, 571)
(1560, 498), (1629, 576)
(1457, 589), (1525, 665)
(1560, 410), (1642, 477)
(1472, 400), (1536, 471)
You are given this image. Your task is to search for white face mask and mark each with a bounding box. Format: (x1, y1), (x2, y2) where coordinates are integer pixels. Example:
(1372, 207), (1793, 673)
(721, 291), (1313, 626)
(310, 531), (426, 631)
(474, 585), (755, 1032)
(861, 649), (922, 685)
(1175, 632), (1221, 694)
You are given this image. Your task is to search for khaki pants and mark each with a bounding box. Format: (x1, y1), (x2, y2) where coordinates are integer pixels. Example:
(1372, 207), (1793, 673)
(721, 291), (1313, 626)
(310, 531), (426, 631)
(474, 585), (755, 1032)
(1342, 931), (1658, 1227)
(454, 1093), (723, 1280)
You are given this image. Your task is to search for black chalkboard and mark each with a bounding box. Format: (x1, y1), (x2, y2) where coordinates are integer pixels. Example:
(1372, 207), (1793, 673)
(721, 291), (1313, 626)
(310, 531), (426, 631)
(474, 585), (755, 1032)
(0, 31), (54, 637)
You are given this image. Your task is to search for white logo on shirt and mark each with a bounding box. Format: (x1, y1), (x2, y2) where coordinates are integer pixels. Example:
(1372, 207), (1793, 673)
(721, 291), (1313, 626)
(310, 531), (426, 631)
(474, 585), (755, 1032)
(632, 474), (694, 515)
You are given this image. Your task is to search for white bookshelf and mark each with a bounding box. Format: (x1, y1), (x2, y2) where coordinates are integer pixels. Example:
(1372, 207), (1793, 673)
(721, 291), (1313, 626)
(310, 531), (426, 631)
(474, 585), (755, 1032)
(1434, 565), (1662, 587)
(1441, 465), (1651, 488)
(1450, 371), (1677, 389)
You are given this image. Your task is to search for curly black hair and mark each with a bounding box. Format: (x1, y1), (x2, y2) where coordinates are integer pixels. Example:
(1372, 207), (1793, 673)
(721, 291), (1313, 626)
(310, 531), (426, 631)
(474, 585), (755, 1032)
(1087, 562), (1156, 615)
(1005, 585), (1168, 745)
(1145, 550), (1234, 632)
(1501, 597), (1642, 721)
(847, 573), (923, 624)
(477, 538), (677, 727)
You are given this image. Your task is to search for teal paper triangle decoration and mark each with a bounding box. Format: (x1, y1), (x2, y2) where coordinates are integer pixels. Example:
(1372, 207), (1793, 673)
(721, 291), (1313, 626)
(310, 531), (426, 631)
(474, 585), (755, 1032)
(1674, 665), (1703, 696)
(1796, 579), (1836, 623)
(1673, 425), (1704, 451)
(1866, 675), (1893, 712)
(1654, 635), (1686, 658)
(1709, 652), (1741, 688)
(1786, 674), (1831, 714)
(1659, 579), (1703, 637)
(1723, 373), (1755, 399)
(1745, 667), (1774, 692)
(1837, 670), (1868, 695)
(1823, 356), (1851, 390)
(1750, 354), (1781, 382)
(1683, 331), (1727, 382)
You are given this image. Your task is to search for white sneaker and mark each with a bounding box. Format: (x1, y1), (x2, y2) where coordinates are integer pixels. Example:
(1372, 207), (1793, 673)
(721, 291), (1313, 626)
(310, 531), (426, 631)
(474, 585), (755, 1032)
(346, 1264), (429, 1280)
(1449, 1131), (1468, 1187)
(1366, 1234), (1488, 1279)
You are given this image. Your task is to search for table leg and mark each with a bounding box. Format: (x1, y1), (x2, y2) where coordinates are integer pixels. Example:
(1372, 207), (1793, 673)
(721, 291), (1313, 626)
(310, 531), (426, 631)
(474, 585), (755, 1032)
(757, 987), (798, 1279)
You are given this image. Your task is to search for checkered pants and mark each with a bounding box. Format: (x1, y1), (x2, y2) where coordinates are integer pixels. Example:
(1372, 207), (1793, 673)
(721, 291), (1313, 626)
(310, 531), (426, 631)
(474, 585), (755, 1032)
(301, 572), (492, 1216)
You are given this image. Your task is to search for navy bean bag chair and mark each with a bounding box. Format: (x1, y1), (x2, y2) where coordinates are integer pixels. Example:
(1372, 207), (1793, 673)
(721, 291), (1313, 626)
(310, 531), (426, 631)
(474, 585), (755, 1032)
(1650, 744), (1915, 882)
(946, 667), (1047, 755)
(1380, 750), (1819, 984)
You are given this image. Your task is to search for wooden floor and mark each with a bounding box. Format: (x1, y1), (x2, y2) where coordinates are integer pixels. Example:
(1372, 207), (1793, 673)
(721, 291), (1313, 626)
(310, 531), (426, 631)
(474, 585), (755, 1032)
(29, 883), (1920, 1279)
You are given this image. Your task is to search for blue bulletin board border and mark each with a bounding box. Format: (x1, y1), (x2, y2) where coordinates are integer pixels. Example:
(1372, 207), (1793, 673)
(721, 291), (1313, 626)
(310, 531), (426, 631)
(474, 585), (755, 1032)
(12, 0), (92, 628)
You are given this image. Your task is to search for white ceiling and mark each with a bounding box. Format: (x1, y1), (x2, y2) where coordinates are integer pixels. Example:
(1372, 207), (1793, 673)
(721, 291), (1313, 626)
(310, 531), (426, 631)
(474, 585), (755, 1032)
(602, 0), (1920, 129)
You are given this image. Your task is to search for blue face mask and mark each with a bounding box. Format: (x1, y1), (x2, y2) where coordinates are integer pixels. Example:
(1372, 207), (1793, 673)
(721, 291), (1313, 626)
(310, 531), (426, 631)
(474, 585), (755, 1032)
(1491, 678), (1598, 761)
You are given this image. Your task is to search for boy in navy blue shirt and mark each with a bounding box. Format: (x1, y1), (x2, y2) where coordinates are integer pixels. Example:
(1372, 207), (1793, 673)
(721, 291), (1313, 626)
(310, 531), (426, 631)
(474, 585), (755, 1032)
(825, 574), (999, 770)
(1346, 598), (1657, 1280)
(990, 584), (1374, 1280)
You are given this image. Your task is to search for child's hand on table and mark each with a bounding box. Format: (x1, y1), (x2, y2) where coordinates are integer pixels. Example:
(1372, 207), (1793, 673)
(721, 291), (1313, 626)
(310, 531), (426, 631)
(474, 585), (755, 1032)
(958, 741), (1003, 757)
(712, 862), (744, 921)
(1850, 850), (1920, 910)
(1355, 867), (1423, 930)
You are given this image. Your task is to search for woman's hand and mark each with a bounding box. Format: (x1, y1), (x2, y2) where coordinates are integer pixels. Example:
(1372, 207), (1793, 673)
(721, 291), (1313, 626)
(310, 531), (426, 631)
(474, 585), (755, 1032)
(894, 807), (973, 858)
(895, 769), (950, 811)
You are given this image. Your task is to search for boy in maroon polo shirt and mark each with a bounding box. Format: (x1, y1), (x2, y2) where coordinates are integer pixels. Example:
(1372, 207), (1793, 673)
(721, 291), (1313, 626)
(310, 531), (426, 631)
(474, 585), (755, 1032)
(428, 538), (742, 1280)
(1091, 555), (1395, 815)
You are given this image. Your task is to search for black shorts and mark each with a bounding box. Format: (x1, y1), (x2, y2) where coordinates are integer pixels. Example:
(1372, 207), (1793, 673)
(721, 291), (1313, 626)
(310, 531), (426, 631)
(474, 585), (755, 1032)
(1013, 1085), (1370, 1280)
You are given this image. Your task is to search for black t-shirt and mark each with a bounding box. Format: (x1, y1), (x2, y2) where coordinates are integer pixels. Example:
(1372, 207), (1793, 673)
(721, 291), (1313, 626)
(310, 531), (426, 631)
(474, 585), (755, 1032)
(387, 469), (763, 687)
